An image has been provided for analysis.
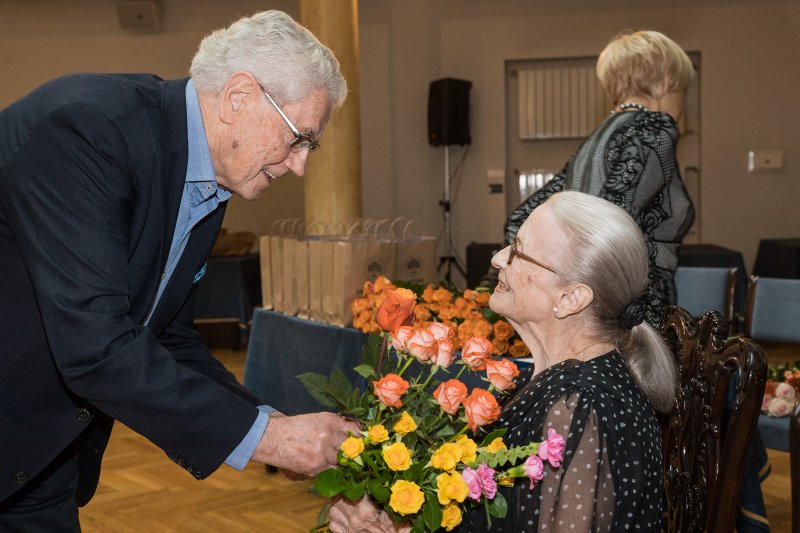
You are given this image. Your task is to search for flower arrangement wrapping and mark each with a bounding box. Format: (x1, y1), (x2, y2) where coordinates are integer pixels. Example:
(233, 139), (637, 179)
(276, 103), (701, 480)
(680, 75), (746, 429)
(351, 276), (530, 358)
(300, 288), (563, 532)
(762, 361), (800, 417)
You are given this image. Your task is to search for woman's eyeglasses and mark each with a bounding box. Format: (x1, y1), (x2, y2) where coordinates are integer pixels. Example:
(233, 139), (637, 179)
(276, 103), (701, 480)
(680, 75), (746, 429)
(506, 237), (559, 275)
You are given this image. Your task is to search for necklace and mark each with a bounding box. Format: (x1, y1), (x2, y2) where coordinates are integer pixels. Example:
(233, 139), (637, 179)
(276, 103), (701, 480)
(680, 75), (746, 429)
(572, 342), (609, 362)
(612, 102), (649, 114)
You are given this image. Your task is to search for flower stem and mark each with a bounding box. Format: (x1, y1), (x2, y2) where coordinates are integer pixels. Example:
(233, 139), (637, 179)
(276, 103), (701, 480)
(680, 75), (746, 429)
(397, 356), (415, 377)
(376, 334), (389, 375)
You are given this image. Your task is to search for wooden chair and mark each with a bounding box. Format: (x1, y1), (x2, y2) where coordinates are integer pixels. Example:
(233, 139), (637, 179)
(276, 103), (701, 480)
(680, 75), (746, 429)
(660, 306), (767, 533)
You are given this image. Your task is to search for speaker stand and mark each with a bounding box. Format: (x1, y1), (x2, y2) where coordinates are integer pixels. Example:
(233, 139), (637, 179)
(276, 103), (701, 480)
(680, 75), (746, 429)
(437, 145), (466, 288)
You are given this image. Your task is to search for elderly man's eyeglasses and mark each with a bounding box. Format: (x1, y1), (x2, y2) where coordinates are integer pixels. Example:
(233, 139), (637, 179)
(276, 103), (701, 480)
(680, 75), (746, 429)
(507, 237), (559, 274)
(259, 84), (319, 153)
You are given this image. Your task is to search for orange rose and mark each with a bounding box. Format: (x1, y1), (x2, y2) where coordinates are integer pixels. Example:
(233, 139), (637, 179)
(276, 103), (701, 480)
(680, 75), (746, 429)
(492, 320), (515, 341)
(407, 328), (437, 363)
(474, 292), (491, 306)
(373, 275), (396, 294)
(391, 325), (414, 352)
(422, 284), (436, 303)
(428, 322), (454, 342)
(375, 288), (416, 334)
(362, 280), (377, 297)
(462, 289), (479, 302)
(432, 339), (455, 368)
(414, 304), (432, 322)
(432, 287), (454, 304)
(373, 374), (410, 408)
(462, 389), (501, 431)
(437, 304), (458, 321)
(351, 297), (372, 316)
(457, 321), (474, 342)
(508, 339), (530, 358)
(471, 319), (492, 339)
(491, 338), (510, 356)
(485, 358), (520, 391)
(433, 379), (468, 415)
(461, 336), (492, 370)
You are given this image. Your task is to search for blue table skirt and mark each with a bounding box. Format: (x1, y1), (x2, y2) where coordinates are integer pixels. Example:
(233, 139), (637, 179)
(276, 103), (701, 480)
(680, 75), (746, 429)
(758, 413), (790, 452)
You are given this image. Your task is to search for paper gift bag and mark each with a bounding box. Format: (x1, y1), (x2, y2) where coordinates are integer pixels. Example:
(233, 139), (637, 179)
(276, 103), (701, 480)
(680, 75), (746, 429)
(280, 219), (303, 316)
(306, 220), (332, 322)
(392, 219), (437, 285)
(327, 220), (396, 327)
(259, 235), (272, 310)
(269, 218), (297, 313)
(294, 230), (311, 320)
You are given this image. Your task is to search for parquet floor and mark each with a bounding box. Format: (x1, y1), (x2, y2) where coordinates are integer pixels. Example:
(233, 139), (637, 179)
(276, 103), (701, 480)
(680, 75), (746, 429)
(79, 349), (327, 533)
(78, 343), (797, 532)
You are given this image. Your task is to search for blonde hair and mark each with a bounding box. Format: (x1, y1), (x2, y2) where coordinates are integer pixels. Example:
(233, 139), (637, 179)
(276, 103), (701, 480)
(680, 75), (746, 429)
(548, 191), (676, 412)
(597, 30), (694, 107)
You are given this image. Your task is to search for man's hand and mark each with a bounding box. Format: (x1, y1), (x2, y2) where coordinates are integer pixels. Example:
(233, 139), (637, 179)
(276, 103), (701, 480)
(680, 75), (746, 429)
(251, 412), (360, 478)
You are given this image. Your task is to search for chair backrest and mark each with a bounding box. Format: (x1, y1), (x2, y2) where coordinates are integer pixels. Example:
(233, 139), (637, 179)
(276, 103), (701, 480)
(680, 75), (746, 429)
(744, 275), (800, 343)
(674, 266), (737, 323)
(661, 306), (767, 533)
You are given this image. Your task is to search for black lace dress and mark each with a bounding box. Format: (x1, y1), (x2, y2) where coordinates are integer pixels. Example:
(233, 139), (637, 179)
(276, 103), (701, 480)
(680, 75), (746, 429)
(457, 352), (664, 532)
(503, 110), (695, 328)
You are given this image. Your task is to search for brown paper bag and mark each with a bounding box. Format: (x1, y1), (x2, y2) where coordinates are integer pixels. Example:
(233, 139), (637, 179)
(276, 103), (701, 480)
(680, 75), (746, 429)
(259, 235), (273, 310)
(294, 226), (311, 320)
(280, 219), (303, 316)
(269, 218), (296, 313)
(392, 219), (437, 285)
(327, 220), (396, 327)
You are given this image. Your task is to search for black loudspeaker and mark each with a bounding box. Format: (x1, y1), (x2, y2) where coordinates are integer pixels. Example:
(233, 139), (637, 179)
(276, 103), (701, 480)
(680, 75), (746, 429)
(428, 78), (472, 146)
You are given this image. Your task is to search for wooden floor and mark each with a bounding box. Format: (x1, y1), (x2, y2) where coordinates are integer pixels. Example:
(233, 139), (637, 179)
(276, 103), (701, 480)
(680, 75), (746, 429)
(78, 344), (797, 532)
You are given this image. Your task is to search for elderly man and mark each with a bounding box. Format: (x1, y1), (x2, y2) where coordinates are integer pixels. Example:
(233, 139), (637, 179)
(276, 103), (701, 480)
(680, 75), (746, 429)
(0, 10), (357, 530)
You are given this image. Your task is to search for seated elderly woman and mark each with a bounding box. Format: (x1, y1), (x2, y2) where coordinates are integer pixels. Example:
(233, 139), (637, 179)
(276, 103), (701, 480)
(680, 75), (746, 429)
(328, 190), (676, 532)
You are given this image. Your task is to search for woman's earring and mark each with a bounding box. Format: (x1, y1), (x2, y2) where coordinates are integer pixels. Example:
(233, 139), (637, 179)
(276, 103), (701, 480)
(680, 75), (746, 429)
(552, 306), (559, 318)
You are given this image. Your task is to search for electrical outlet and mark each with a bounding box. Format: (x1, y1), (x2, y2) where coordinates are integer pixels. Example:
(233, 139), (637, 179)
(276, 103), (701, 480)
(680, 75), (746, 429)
(747, 150), (784, 172)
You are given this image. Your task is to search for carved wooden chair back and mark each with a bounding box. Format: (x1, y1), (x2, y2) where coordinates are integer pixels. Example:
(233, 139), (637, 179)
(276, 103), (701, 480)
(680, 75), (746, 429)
(660, 306), (767, 533)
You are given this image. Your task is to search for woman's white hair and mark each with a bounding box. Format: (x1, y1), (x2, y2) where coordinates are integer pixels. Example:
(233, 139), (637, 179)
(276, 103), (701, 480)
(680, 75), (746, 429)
(190, 10), (346, 108)
(548, 191), (676, 412)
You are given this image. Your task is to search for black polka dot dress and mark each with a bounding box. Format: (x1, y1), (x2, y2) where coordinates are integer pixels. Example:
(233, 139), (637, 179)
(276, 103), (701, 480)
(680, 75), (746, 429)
(458, 351), (663, 532)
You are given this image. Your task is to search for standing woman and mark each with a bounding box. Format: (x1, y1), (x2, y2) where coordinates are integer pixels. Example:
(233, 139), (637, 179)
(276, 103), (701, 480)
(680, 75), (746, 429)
(501, 30), (696, 328)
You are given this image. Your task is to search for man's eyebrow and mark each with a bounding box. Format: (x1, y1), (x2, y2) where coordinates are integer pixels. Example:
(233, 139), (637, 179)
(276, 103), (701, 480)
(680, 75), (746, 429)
(302, 128), (318, 139)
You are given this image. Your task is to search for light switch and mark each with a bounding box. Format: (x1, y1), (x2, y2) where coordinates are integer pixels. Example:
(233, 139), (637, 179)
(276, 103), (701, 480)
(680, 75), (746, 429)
(747, 150), (784, 172)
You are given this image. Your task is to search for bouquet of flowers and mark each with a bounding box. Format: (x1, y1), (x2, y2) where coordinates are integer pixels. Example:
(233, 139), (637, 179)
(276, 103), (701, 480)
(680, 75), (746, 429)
(351, 276), (530, 358)
(301, 288), (563, 532)
(762, 361), (800, 417)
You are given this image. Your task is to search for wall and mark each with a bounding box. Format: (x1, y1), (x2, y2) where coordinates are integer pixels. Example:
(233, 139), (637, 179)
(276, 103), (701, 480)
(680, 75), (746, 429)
(2, 0), (798, 283)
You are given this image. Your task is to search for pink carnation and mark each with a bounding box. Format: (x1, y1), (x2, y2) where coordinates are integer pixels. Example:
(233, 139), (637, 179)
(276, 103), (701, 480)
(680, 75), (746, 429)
(523, 455), (545, 490)
(461, 463), (497, 501)
(537, 428), (565, 468)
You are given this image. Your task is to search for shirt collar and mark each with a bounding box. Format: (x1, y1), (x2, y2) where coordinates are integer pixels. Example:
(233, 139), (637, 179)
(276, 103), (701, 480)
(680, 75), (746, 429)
(185, 79), (231, 201)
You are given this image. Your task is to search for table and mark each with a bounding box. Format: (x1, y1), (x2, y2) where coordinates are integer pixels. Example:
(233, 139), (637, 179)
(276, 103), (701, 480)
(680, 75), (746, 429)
(243, 309), (368, 415)
(678, 243), (748, 319)
(242, 309), (532, 415)
(753, 238), (800, 279)
(195, 254), (261, 348)
(758, 413), (790, 452)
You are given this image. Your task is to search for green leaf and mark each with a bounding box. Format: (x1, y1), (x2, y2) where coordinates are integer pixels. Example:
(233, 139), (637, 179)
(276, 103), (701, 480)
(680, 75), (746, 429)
(479, 428), (507, 447)
(342, 480), (366, 501)
(366, 478), (390, 503)
(311, 468), (346, 498)
(422, 495), (443, 532)
(329, 367), (355, 398)
(354, 364), (377, 379)
(296, 372), (340, 408)
(487, 492), (508, 518)
(360, 333), (384, 369)
(312, 501), (331, 532)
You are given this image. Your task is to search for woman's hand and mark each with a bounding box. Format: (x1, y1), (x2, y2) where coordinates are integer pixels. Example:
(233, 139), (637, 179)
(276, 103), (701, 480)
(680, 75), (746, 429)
(328, 495), (411, 533)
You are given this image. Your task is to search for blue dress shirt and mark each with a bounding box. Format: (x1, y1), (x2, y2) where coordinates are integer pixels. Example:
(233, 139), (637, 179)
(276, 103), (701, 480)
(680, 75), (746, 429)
(144, 79), (271, 471)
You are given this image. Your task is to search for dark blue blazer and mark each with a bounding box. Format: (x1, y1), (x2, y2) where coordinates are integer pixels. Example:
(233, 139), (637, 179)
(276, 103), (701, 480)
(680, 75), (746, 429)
(0, 74), (263, 504)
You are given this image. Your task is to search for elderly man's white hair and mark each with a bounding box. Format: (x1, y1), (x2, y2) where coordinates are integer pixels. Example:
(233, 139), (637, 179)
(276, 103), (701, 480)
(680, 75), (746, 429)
(190, 10), (347, 108)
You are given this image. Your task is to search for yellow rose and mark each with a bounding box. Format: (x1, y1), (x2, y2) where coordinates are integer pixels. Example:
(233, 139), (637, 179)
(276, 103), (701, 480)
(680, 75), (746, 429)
(431, 443), (462, 471)
(436, 472), (469, 505)
(340, 436), (364, 459)
(368, 424), (389, 443)
(441, 502), (463, 531)
(486, 437), (507, 454)
(497, 474), (514, 487)
(393, 412), (417, 436)
(382, 442), (412, 471)
(455, 435), (477, 464)
(389, 480), (425, 515)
